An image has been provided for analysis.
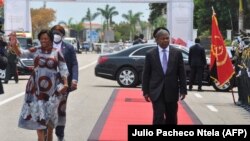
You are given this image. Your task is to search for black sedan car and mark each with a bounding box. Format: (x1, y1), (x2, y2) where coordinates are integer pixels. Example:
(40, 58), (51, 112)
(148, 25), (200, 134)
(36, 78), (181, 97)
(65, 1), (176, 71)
(95, 43), (234, 92)
(16, 36), (34, 75)
(17, 57), (34, 75)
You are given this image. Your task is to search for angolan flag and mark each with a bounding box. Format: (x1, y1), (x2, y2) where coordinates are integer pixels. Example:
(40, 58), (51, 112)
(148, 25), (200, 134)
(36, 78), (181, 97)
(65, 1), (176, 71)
(210, 9), (234, 86)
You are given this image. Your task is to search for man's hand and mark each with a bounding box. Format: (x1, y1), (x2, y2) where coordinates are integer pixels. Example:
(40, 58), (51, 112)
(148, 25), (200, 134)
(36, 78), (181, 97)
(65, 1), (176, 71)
(180, 94), (186, 100)
(58, 84), (68, 94)
(144, 94), (151, 102)
(71, 80), (78, 91)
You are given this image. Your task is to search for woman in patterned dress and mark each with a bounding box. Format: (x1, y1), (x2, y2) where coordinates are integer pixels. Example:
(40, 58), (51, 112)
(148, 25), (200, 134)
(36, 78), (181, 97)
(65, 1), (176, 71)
(14, 30), (69, 141)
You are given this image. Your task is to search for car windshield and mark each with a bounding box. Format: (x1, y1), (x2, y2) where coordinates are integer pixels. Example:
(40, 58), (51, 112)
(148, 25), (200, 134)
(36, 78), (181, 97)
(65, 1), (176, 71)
(17, 37), (33, 49)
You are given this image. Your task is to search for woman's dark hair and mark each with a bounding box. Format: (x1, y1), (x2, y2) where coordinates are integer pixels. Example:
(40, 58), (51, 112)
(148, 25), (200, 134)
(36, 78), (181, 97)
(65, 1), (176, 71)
(38, 29), (54, 42)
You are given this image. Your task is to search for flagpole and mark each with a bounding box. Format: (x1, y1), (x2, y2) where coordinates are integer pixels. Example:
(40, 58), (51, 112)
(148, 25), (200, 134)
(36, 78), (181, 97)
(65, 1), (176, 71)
(229, 70), (236, 105)
(211, 6), (215, 15)
(231, 84), (236, 105)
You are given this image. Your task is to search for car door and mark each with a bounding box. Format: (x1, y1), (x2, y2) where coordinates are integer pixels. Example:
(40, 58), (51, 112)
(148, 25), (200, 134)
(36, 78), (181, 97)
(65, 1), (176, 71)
(130, 46), (155, 82)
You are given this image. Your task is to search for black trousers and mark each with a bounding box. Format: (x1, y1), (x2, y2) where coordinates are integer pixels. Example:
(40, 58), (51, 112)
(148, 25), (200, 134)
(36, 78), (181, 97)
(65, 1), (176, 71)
(4, 63), (18, 83)
(189, 66), (204, 89)
(237, 70), (250, 105)
(55, 126), (65, 139)
(152, 93), (178, 125)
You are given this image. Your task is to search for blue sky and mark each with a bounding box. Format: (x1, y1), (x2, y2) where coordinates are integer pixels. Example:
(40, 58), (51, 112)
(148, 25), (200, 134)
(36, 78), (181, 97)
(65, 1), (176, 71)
(30, 1), (150, 25)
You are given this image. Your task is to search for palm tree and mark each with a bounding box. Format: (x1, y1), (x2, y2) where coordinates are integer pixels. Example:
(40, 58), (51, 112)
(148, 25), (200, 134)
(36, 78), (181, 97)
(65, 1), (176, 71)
(139, 21), (151, 40)
(67, 18), (84, 40)
(97, 4), (119, 31)
(67, 17), (74, 28)
(122, 10), (143, 41)
(82, 8), (100, 48)
(153, 16), (166, 28)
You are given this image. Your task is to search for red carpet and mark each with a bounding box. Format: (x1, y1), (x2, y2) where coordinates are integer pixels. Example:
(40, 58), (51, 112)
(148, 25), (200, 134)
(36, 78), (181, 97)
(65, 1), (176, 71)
(88, 88), (201, 141)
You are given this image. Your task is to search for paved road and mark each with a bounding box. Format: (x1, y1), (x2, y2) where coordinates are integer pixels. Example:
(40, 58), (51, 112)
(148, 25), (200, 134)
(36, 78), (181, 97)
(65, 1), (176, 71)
(0, 52), (249, 141)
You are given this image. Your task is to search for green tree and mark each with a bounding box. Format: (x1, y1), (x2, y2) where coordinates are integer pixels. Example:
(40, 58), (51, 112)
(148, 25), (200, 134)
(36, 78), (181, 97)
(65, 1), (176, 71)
(152, 16), (166, 29)
(194, 0), (238, 37)
(148, 3), (166, 25)
(67, 18), (84, 39)
(122, 10), (143, 41)
(243, 0), (250, 29)
(113, 22), (131, 42)
(114, 31), (122, 42)
(82, 8), (99, 44)
(148, 1), (242, 38)
(139, 21), (149, 35)
(97, 4), (119, 31)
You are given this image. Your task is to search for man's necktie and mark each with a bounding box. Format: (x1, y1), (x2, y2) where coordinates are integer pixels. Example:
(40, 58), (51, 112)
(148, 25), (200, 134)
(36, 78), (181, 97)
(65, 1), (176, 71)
(162, 49), (167, 74)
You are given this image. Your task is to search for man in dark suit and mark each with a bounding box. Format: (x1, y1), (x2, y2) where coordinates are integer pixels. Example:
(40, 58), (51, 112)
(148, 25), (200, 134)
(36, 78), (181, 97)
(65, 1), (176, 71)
(0, 36), (7, 94)
(188, 37), (207, 91)
(51, 25), (79, 141)
(142, 27), (187, 125)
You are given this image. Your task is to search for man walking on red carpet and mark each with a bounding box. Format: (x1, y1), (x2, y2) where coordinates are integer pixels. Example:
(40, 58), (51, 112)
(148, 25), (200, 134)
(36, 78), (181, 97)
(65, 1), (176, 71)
(142, 27), (187, 125)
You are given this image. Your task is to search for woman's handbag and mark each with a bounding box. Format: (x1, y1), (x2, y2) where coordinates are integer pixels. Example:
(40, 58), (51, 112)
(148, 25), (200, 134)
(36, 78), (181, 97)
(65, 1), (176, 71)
(0, 55), (8, 70)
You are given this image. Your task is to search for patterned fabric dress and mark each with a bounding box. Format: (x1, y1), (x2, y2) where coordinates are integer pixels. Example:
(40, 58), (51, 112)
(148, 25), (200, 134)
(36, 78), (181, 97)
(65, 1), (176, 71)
(18, 47), (69, 130)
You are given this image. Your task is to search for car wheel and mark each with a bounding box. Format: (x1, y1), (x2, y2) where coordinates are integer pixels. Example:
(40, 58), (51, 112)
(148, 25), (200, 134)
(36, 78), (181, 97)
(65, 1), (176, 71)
(116, 67), (138, 87)
(211, 79), (231, 92)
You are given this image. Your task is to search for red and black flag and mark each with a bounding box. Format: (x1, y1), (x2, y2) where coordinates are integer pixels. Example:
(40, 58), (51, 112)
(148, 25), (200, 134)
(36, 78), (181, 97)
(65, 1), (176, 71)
(210, 9), (234, 86)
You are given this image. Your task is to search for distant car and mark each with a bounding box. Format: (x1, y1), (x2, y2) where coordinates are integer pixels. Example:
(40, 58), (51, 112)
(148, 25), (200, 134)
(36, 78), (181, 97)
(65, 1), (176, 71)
(92, 43), (113, 54)
(82, 42), (90, 52)
(95, 43), (234, 92)
(17, 36), (33, 49)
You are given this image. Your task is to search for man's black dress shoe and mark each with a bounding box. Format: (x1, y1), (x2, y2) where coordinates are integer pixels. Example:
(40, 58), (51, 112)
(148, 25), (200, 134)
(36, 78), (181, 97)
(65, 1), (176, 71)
(197, 88), (203, 92)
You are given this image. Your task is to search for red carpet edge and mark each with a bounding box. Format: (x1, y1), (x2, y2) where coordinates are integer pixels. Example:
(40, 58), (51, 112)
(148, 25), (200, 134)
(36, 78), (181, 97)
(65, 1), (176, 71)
(87, 88), (202, 141)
